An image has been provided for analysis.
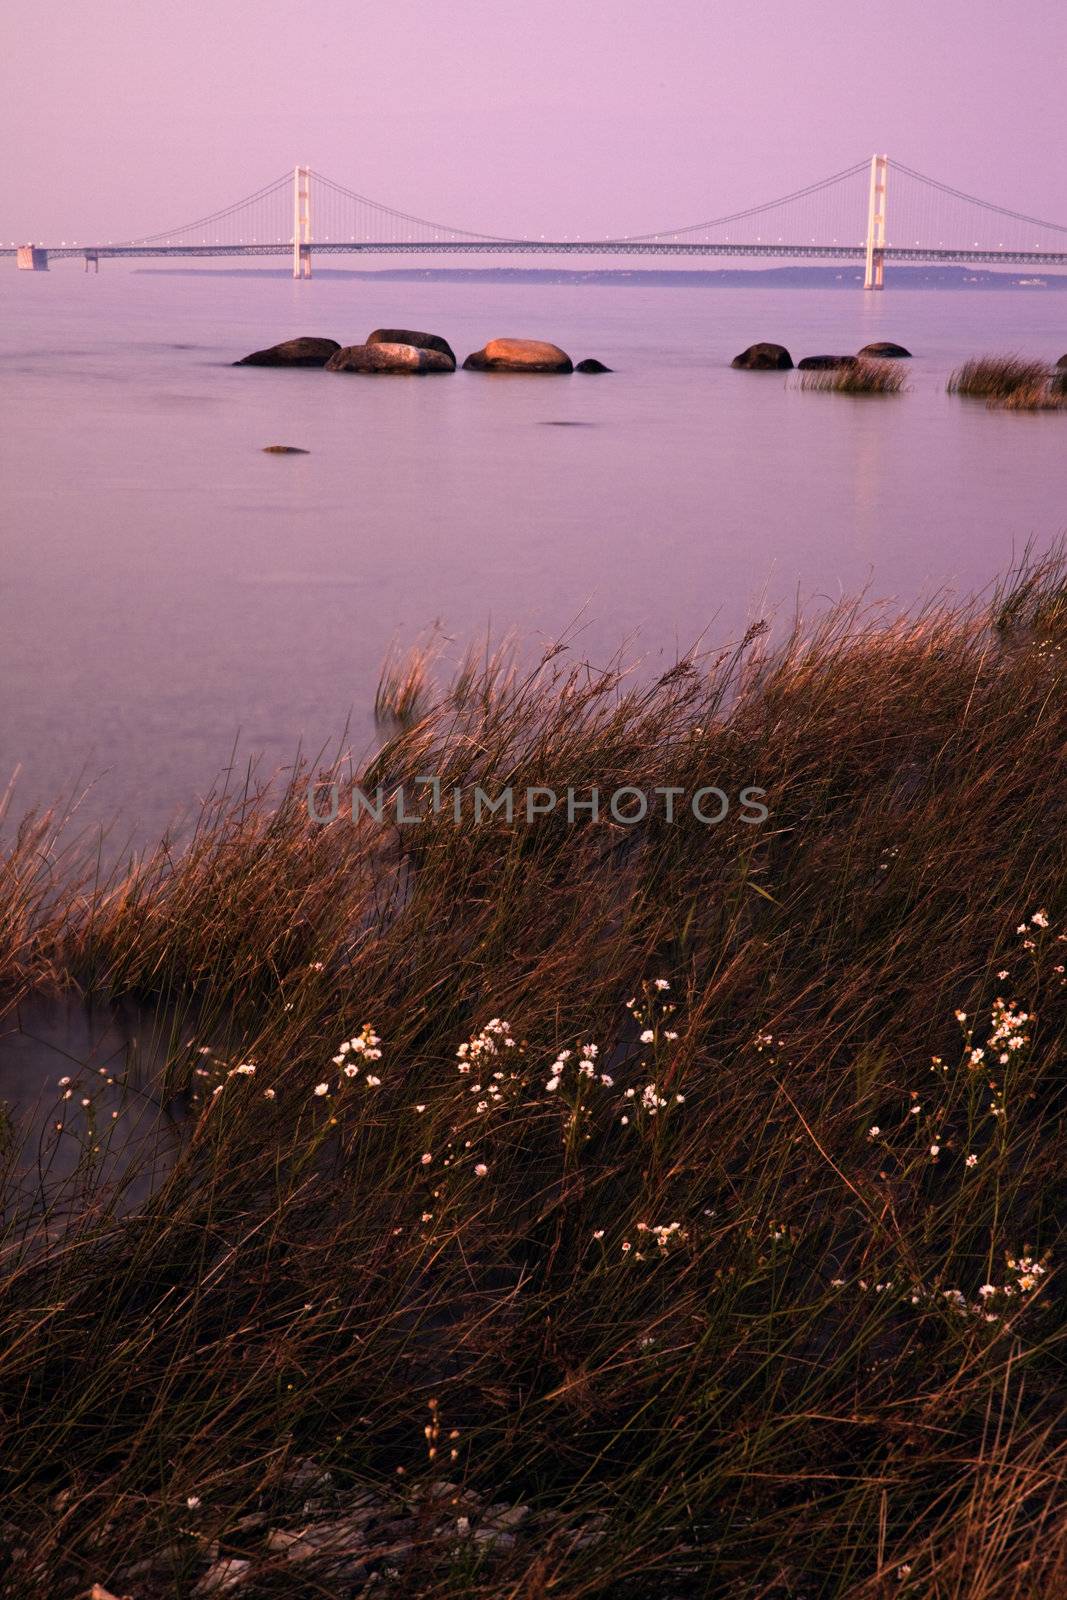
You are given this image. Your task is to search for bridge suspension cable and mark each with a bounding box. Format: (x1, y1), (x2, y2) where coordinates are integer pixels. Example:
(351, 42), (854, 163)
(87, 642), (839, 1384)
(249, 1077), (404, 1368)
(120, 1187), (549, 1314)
(890, 161), (1067, 237)
(311, 170), (522, 243)
(620, 160), (871, 242)
(117, 172), (293, 245)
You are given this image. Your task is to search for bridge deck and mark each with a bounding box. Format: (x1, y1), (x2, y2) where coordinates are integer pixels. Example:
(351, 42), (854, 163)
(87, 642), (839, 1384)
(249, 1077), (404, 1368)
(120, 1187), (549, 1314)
(4, 241), (1067, 266)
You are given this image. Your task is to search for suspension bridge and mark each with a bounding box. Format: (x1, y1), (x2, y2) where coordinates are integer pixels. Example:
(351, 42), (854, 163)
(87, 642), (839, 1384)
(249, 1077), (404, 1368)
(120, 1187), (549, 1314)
(7, 156), (1067, 289)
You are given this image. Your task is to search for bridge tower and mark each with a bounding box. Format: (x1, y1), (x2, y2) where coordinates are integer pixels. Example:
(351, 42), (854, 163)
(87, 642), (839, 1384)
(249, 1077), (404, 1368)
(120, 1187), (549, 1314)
(864, 154), (888, 290)
(292, 165), (312, 279)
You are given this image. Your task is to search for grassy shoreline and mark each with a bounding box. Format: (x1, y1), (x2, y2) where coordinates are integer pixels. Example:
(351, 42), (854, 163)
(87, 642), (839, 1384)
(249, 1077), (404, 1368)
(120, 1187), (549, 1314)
(1, 562), (1066, 1597)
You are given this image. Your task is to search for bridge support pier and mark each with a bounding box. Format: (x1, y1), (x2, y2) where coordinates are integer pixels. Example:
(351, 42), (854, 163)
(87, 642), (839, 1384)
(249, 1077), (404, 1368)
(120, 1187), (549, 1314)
(292, 165), (312, 278)
(864, 154), (888, 290)
(16, 246), (49, 271)
(83, 250), (99, 273)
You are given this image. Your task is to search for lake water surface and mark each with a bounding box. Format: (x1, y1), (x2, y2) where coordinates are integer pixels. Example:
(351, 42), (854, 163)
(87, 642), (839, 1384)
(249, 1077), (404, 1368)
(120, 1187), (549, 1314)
(1, 267), (1064, 842)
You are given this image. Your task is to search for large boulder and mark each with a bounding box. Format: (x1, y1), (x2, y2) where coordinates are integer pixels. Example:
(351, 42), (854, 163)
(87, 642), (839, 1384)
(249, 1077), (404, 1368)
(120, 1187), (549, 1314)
(858, 342), (912, 359)
(234, 336), (340, 367)
(463, 338), (573, 373)
(797, 355), (858, 371)
(731, 343), (793, 371)
(575, 358), (612, 373)
(325, 342), (454, 374)
(366, 328), (456, 366)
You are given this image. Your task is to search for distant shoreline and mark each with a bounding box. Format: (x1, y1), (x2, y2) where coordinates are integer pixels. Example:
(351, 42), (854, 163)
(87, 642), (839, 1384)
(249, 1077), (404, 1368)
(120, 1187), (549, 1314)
(130, 263), (1067, 290)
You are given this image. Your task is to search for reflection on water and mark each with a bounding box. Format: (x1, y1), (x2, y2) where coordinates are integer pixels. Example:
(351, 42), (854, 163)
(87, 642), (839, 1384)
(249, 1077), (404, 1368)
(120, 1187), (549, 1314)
(0, 995), (182, 1214)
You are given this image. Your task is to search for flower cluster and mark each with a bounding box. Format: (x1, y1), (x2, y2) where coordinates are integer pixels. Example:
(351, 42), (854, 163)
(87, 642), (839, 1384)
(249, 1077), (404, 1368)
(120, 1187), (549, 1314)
(316, 1025), (383, 1097)
(619, 980), (684, 1127)
(837, 1255), (1049, 1326)
(456, 1017), (518, 1072)
(545, 1042), (613, 1093)
(621, 1221), (688, 1259)
(457, 1019), (524, 1114)
(625, 979), (679, 1043)
(936, 1254), (1048, 1321)
(985, 997), (1032, 1065)
(620, 1082), (683, 1123)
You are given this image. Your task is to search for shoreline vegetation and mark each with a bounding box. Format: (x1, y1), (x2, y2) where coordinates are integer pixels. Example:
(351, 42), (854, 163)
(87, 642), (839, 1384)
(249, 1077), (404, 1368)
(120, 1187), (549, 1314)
(948, 356), (1067, 410)
(2, 559), (1067, 1596)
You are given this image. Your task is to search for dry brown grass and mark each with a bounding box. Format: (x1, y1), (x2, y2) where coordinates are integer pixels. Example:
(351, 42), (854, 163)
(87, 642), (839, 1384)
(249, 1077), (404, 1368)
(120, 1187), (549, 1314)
(947, 355), (1054, 401)
(1, 558), (1066, 1597)
(990, 380), (1066, 412)
(798, 358), (906, 394)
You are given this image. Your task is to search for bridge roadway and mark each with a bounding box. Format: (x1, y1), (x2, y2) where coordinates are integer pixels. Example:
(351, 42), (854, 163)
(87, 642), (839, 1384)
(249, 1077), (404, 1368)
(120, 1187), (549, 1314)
(4, 241), (1067, 267)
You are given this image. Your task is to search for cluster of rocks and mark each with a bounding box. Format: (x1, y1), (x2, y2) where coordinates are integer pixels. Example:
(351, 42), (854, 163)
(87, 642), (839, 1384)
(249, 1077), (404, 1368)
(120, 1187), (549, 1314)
(235, 330), (611, 376)
(731, 341), (913, 371)
(95, 1462), (608, 1597)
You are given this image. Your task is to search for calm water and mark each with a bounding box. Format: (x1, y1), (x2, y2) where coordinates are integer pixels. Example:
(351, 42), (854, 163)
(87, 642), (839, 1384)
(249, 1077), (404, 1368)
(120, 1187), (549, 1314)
(1, 267), (1064, 843)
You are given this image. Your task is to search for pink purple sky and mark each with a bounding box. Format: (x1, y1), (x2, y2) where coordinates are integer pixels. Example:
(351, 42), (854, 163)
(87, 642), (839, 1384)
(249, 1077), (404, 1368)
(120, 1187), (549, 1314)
(3, 0), (1065, 244)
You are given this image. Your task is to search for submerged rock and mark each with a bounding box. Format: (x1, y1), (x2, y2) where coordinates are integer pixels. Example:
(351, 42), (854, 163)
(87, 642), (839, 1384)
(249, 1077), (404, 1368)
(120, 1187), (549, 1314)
(261, 444), (309, 454)
(463, 338), (573, 373)
(367, 327), (456, 366)
(325, 342), (454, 374)
(234, 337), (340, 367)
(732, 343), (793, 371)
(797, 355), (859, 370)
(858, 341), (912, 359)
(575, 357), (612, 373)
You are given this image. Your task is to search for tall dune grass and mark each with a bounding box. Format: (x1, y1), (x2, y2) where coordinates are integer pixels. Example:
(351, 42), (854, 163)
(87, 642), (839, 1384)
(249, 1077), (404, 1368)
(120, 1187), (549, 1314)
(947, 356), (1053, 401)
(798, 358), (905, 394)
(992, 380), (1066, 412)
(374, 638), (440, 727)
(1, 558), (1067, 1596)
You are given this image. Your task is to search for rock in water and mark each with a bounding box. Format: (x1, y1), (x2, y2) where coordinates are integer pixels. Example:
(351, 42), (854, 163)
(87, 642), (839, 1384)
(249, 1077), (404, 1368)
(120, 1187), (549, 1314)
(797, 355), (859, 370)
(858, 342), (912, 359)
(262, 445), (310, 454)
(731, 343), (794, 371)
(193, 1559), (251, 1595)
(575, 358), (612, 373)
(234, 337), (340, 367)
(325, 343), (454, 374)
(463, 338), (573, 373)
(366, 328), (456, 366)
